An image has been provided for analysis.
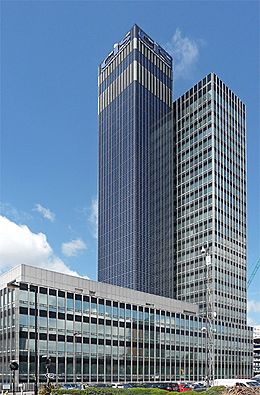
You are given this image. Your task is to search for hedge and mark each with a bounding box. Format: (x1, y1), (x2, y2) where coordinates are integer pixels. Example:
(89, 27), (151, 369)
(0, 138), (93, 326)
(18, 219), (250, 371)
(51, 389), (166, 395)
(51, 386), (226, 395)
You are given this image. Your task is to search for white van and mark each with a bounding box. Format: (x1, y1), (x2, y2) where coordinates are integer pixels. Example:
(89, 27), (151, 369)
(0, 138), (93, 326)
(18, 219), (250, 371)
(214, 379), (260, 388)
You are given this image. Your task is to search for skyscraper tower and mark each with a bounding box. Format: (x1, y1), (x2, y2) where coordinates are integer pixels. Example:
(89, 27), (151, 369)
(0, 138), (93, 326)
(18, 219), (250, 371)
(98, 26), (252, 377)
(174, 73), (247, 324)
(98, 27), (247, 330)
(98, 25), (174, 295)
(173, 73), (248, 377)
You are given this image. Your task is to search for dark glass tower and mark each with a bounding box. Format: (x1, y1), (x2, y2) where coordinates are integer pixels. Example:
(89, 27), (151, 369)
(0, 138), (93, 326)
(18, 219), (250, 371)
(98, 25), (174, 295)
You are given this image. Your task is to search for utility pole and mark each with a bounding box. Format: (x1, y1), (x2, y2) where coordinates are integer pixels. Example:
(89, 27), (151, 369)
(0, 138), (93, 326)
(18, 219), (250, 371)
(42, 356), (52, 394)
(201, 247), (215, 387)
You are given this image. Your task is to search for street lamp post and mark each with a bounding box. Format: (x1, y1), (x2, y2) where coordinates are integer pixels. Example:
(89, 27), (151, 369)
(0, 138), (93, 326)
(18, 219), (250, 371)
(7, 281), (38, 395)
(201, 327), (208, 387)
(10, 361), (19, 395)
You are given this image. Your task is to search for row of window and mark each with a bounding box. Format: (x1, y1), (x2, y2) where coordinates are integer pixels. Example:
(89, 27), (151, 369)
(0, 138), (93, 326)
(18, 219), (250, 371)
(176, 75), (244, 113)
(175, 78), (212, 113)
(177, 103), (212, 129)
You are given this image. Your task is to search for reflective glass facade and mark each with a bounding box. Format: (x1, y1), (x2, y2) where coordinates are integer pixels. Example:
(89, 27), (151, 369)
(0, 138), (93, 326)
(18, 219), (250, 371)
(98, 25), (174, 296)
(0, 266), (253, 387)
(97, 26), (253, 380)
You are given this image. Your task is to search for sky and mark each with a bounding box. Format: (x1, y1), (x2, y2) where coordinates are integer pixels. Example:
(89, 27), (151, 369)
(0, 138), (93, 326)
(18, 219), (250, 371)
(1, 1), (259, 324)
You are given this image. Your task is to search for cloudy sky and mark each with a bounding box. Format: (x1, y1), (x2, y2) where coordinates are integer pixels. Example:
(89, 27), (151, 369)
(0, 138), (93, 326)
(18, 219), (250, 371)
(1, 1), (259, 324)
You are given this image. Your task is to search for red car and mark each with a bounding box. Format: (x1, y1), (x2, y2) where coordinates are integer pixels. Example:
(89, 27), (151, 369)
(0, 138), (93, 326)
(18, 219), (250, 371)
(178, 383), (192, 392)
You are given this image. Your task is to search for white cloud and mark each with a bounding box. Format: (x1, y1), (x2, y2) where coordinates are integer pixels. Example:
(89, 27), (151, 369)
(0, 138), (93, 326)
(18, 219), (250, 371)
(89, 198), (98, 239)
(62, 239), (87, 257)
(0, 202), (32, 222)
(247, 315), (260, 328)
(34, 203), (55, 222)
(0, 215), (82, 277)
(164, 28), (204, 80)
(247, 300), (260, 327)
(248, 300), (260, 313)
(247, 316), (255, 326)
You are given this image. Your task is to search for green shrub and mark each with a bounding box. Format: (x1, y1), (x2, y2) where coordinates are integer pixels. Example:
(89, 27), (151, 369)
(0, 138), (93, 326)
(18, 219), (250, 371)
(51, 386), (226, 395)
(39, 384), (56, 395)
(52, 389), (170, 395)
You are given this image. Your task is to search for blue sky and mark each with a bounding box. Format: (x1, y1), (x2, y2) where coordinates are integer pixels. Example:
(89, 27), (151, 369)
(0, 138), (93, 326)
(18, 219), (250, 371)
(1, 1), (259, 324)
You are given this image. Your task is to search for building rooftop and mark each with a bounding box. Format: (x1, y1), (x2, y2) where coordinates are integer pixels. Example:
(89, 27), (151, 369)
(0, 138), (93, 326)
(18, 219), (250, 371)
(0, 264), (198, 315)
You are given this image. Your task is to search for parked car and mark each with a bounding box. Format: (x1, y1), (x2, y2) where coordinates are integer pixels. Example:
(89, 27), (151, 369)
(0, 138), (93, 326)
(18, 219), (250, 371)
(157, 383), (175, 391)
(170, 383), (181, 392)
(60, 384), (84, 390)
(122, 383), (132, 389)
(122, 383), (143, 388)
(178, 383), (192, 392)
(249, 381), (260, 388)
(214, 379), (260, 388)
(111, 382), (124, 388)
(192, 383), (207, 392)
(142, 382), (160, 388)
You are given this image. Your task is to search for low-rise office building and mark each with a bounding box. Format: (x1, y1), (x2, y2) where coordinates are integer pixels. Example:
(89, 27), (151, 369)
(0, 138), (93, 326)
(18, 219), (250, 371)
(253, 326), (260, 375)
(0, 265), (252, 387)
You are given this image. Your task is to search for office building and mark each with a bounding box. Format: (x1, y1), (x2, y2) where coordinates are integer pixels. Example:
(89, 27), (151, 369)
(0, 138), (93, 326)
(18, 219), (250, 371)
(98, 26), (248, 325)
(98, 26), (248, 316)
(0, 265), (253, 387)
(173, 74), (250, 377)
(97, 25), (252, 379)
(174, 73), (247, 322)
(253, 326), (260, 375)
(98, 25), (175, 297)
